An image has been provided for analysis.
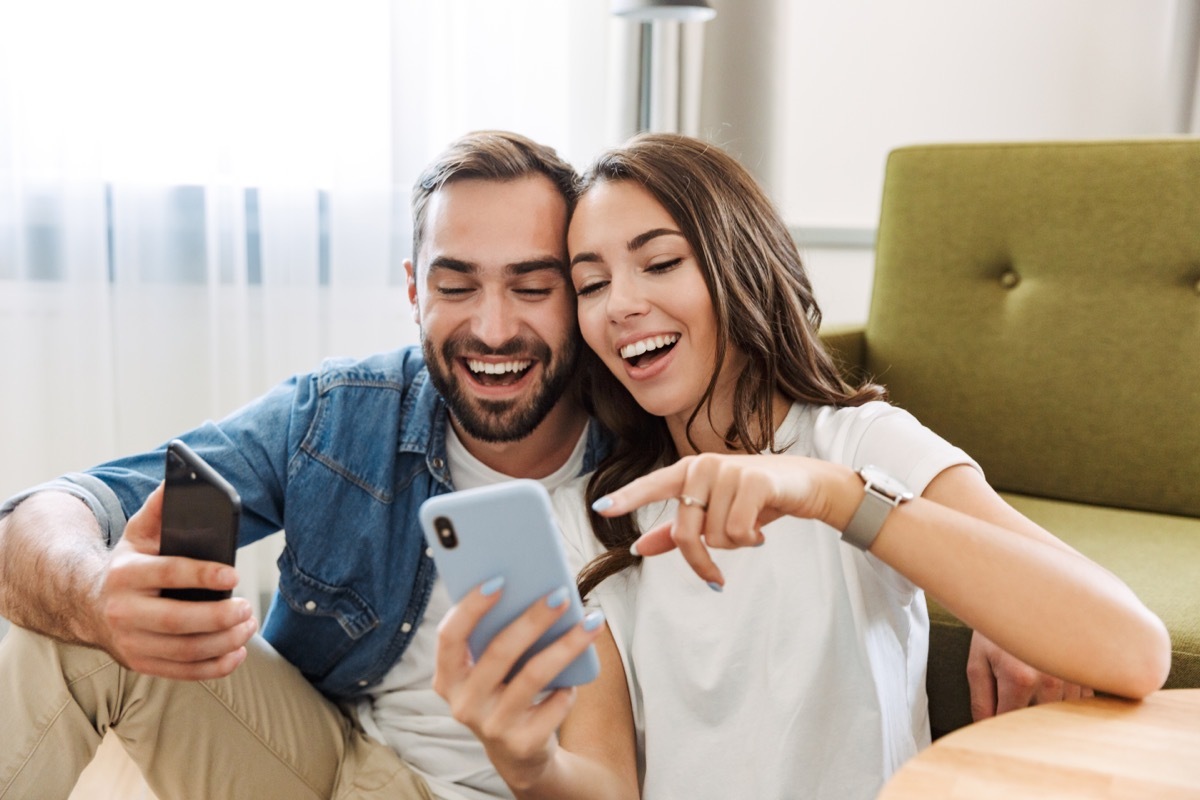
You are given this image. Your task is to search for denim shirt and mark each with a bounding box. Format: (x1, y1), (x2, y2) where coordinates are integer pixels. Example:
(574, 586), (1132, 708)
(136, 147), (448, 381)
(2, 346), (608, 699)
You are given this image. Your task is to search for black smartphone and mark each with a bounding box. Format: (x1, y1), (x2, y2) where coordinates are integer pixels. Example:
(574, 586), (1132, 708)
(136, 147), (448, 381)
(159, 439), (242, 602)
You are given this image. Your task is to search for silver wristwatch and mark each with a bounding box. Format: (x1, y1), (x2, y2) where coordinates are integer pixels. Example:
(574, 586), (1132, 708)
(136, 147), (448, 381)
(841, 465), (914, 550)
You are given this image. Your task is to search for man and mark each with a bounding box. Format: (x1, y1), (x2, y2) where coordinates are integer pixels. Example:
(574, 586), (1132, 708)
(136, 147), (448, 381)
(0, 130), (1079, 800)
(0, 130), (599, 800)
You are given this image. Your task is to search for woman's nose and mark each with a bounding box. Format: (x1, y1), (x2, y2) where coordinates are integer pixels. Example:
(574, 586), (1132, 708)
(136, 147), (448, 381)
(605, 274), (649, 322)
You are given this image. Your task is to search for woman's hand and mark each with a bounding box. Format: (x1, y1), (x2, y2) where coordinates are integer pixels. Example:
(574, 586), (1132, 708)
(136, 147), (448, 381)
(592, 453), (855, 588)
(432, 579), (606, 793)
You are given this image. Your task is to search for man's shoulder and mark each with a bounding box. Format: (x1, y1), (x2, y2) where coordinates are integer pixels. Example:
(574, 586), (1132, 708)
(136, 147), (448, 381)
(312, 345), (427, 394)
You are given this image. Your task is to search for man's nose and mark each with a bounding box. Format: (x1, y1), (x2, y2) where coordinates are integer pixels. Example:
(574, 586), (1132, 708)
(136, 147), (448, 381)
(472, 290), (521, 346)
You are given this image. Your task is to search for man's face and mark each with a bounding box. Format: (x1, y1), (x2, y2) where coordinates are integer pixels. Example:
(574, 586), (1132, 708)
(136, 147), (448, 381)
(407, 175), (578, 443)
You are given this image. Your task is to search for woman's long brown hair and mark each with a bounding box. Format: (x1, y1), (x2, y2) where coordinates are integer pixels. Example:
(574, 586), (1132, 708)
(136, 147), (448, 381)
(575, 133), (885, 600)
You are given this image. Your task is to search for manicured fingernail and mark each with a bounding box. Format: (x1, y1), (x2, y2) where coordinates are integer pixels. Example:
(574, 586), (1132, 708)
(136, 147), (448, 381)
(218, 567), (238, 585)
(754, 540), (765, 548)
(591, 496), (614, 512)
(582, 610), (606, 631)
(546, 586), (569, 608)
(480, 576), (505, 596)
(629, 541), (641, 557)
(706, 581), (723, 593)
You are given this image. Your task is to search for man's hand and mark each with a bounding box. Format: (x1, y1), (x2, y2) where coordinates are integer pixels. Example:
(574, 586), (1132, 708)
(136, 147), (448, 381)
(95, 483), (257, 680)
(966, 630), (1093, 721)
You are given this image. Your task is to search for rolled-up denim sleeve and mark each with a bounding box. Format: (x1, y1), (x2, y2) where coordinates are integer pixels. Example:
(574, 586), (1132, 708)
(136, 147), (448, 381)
(0, 473), (129, 547)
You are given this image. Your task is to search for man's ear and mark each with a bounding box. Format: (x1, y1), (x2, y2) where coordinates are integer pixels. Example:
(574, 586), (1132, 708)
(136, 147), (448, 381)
(404, 259), (420, 325)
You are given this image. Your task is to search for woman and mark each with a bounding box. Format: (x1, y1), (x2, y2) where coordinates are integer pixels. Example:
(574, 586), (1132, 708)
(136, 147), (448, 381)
(432, 133), (1170, 800)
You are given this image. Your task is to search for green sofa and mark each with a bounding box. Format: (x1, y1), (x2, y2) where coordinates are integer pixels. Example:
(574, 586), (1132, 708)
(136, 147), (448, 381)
(821, 139), (1200, 738)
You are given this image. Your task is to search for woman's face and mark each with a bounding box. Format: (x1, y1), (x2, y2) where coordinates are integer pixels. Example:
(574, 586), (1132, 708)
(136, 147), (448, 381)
(568, 180), (721, 423)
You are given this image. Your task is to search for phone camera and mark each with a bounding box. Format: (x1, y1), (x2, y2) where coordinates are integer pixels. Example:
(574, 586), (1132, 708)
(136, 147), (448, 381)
(433, 516), (458, 549)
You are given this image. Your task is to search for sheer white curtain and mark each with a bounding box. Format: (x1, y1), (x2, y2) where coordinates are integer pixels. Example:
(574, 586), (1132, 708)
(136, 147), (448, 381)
(0, 0), (615, 609)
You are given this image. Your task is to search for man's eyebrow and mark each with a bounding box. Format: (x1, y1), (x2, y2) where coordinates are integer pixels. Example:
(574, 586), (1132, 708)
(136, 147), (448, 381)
(427, 256), (476, 275)
(426, 257), (566, 276)
(569, 228), (685, 269)
(508, 258), (568, 277)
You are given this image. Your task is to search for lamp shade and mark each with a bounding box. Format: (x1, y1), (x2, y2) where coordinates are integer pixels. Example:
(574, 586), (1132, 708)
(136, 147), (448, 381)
(610, 0), (716, 22)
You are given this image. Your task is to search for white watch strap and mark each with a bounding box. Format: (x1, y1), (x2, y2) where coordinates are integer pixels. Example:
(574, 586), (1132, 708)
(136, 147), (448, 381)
(841, 489), (894, 551)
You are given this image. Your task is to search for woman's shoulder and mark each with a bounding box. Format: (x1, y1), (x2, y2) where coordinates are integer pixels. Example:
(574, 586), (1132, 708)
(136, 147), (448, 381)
(801, 400), (979, 490)
(780, 400), (909, 455)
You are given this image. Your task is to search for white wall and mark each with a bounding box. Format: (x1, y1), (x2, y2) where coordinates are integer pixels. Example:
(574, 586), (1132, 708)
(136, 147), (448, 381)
(699, 0), (1198, 327)
(3, 0), (1198, 494)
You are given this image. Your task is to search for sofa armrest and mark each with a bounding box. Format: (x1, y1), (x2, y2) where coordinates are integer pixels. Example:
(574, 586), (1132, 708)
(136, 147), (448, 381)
(818, 324), (867, 378)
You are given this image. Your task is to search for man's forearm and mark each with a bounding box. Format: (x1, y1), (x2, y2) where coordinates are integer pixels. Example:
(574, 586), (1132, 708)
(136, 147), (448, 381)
(0, 491), (109, 645)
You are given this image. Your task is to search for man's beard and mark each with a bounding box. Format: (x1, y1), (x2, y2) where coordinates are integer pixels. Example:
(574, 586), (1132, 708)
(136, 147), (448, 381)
(423, 330), (579, 443)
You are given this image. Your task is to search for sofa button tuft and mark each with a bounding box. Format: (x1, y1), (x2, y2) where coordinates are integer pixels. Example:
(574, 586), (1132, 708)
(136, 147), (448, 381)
(1000, 269), (1020, 289)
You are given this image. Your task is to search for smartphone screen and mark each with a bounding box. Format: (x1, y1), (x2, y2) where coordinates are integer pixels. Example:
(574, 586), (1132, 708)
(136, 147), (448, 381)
(160, 439), (242, 602)
(419, 480), (599, 688)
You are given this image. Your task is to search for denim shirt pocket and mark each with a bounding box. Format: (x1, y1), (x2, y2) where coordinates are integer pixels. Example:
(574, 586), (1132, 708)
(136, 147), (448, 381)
(270, 546), (382, 681)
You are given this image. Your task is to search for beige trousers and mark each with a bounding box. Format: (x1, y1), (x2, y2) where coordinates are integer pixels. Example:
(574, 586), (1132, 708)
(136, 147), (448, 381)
(0, 627), (433, 800)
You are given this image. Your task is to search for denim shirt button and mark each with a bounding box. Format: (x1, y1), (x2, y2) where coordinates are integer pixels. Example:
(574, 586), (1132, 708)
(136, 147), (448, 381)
(358, 679), (369, 687)
(431, 457), (445, 470)
(425, 547), (433, 558)
(401, 622), (413, 633)
(304, 600), (318, 611)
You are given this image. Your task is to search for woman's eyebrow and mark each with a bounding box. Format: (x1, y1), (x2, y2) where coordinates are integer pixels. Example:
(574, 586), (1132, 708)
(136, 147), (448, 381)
(570, 228), (686, 268)
(570, 251), (601, 268)
(627, 228), (684, 251)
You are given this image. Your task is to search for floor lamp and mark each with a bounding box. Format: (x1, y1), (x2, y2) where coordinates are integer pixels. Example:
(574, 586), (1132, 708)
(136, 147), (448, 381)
(610, 0), (717, 134)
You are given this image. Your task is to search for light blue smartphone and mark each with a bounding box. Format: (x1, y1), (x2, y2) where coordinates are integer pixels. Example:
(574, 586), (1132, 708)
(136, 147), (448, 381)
(419, 479), (600, 689)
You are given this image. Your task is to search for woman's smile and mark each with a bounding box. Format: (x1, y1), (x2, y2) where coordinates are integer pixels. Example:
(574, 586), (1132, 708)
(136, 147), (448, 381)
(568, 180), (720, 422)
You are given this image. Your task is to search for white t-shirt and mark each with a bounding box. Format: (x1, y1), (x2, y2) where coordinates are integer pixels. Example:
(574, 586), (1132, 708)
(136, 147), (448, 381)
(356, 423), (589, 800)
(551, 402), (978, 800)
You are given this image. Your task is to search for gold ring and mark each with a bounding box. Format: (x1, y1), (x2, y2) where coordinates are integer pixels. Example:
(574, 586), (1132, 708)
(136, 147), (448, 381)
(678, 494), (708, 511)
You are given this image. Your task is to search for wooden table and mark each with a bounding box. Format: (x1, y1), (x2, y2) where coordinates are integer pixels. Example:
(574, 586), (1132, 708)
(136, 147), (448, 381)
(879, 689), (1200, 799)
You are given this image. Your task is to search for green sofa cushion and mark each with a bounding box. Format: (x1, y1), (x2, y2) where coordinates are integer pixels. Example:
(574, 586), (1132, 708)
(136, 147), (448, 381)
(927, 492), (1200, 736)
(869, 140), (1200, 518)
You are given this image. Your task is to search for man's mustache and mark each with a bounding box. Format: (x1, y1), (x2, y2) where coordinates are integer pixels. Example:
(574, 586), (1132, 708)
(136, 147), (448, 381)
(442, 336), (550, 360)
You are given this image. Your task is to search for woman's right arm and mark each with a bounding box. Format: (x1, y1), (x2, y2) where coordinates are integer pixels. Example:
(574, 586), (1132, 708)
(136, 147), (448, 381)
(434, 583), (638, 799)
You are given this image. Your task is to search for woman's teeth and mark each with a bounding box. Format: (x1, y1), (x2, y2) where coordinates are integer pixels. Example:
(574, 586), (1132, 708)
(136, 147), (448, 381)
(619, 334), (679, 360)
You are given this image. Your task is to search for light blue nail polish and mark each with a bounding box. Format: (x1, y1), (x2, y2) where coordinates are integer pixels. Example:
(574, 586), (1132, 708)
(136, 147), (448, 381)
(582, 610), (606, 631)
(480, 576), (505, 596)
(629, 541), (641, 557)
(754, 540), (766, 548)
(546, 586), (569, 608)
(706, 581), (723, 593)
(591, 496), (614, 512)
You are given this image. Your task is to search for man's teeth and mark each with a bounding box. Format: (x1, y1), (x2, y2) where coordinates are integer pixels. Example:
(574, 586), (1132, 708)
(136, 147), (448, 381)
(619, 334), (679, 360)
(467, 359), (532, 375)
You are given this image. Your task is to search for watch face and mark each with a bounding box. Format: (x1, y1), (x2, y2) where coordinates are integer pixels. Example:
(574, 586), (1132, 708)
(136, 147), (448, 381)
(859, 465), (914, 502)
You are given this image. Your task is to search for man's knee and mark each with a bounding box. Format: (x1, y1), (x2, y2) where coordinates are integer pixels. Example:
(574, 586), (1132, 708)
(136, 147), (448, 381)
(0, 623), (116, 686)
